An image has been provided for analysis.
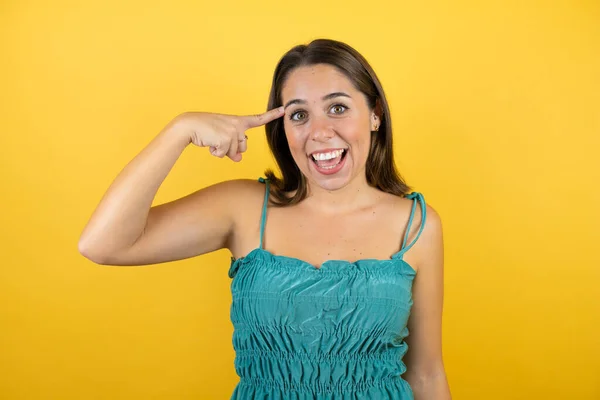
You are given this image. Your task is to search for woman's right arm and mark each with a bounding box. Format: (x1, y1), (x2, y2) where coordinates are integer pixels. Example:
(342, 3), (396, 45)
(78, 107), (284, 266)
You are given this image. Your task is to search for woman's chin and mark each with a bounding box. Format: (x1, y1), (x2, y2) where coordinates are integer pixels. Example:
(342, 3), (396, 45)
(318, 179), (351, 192)
(305, 158), (353, 191)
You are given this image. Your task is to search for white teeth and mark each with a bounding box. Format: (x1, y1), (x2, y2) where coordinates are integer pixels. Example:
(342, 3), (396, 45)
(311, 149), (344, 161)
(320, 163), (340, 169)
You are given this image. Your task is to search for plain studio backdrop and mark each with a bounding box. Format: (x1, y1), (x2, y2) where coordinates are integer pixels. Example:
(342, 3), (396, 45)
(1, 1), (599, 399)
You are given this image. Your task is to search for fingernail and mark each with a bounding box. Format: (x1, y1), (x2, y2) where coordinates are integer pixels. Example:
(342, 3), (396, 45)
(279, 106), (285, 112)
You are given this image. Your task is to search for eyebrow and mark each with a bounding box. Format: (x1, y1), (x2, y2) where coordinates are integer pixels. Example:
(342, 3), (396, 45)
(284, 92), (351, 110)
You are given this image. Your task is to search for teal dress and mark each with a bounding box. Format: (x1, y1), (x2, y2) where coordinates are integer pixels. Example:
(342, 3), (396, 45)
(228, 178), (426, 399)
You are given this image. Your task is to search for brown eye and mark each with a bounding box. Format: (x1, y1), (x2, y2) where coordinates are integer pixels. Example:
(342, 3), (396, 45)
(290, 111), (307, 121)
(330, 104), (348, 114)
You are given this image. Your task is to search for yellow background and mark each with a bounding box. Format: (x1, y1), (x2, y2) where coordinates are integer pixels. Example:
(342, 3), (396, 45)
(1, 0), (599, 398)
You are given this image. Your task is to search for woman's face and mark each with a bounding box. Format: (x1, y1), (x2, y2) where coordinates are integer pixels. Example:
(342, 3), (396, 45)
(281, 63), (378, 192)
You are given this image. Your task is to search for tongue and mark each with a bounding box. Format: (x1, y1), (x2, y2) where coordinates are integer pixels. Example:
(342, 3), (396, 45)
(315, 153), (343, 168)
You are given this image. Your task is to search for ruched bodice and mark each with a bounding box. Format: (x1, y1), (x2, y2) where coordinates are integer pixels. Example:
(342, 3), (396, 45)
(227, 178), (426, 399)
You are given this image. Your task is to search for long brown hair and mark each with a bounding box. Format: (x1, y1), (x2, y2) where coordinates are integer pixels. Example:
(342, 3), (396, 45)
(264, 38), (411, 205)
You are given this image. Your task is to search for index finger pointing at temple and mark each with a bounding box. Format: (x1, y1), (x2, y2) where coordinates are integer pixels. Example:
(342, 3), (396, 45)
(242, 106), (285, 129)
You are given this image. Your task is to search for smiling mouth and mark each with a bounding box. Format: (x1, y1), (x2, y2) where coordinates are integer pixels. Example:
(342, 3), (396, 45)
(309, 149), (347, 169)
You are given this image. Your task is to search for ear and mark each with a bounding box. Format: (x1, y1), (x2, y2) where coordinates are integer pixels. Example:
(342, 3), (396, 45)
(370, 98), (384, 131)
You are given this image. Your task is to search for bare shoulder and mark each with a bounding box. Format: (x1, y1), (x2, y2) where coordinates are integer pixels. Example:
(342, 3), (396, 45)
(387, 191), (442, 269)
(207, 178), (269, 253)
(204, 178), (265, 194)
(197, 178), (266, 202)
(395, 192), (442, 239)
(381, 190), (442, 230)
(422, 202), (443, 237)
(200, 178), (267, 216)
(413, 201), (444, 270)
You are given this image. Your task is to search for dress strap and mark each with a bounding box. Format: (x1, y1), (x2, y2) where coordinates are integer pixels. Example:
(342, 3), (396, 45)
(396, 192), (427, 258)
(258, 177), (269, 249)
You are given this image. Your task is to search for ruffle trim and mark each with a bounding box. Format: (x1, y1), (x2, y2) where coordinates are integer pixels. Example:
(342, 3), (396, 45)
(229, 247), (417, 279)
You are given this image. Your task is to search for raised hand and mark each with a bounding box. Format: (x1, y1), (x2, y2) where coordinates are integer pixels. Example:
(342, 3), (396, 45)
(177, 106), (285, 162)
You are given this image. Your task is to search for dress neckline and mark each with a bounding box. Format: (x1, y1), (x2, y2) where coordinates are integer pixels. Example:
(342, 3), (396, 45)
(230, 246), (417, 273)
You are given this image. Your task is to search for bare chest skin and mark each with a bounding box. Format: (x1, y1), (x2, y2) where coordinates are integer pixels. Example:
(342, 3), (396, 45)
(261, 195), (418, 269)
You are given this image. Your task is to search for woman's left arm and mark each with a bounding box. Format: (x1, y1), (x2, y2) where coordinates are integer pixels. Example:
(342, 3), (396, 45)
(403, 205), (452, 399)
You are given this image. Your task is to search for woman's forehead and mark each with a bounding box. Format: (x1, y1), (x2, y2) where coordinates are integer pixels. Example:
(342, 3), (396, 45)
(281, 64), (356, 102)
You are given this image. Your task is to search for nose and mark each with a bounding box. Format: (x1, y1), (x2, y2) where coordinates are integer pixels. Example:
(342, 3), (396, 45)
(308, 116), (335, 142)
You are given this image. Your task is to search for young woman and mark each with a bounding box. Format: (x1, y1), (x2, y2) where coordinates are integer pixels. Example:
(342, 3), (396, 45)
(79, 39), (451, 399)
